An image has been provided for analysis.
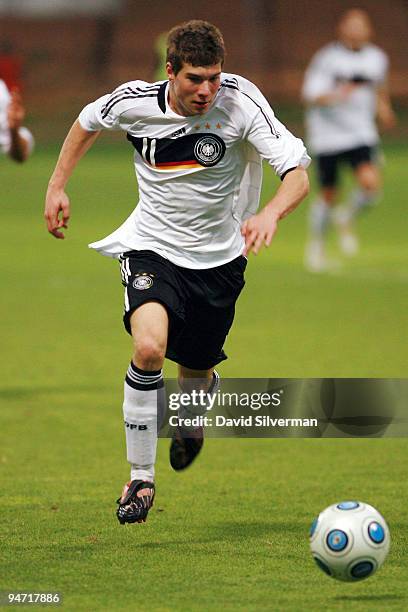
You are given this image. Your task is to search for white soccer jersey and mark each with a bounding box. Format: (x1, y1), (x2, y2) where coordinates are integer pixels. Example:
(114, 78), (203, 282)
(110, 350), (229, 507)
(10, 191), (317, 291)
(80, 73), (310, 269)
(302, 43), (388, 155)
(0, 79), (34, 156)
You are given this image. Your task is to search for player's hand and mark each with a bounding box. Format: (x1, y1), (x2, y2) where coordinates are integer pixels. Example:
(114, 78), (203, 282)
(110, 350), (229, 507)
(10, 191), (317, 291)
(241, 207), (280, 256)
(44, 187), (70, 239)
(7, 88), (25, 130)
(336, 82), (358, 101)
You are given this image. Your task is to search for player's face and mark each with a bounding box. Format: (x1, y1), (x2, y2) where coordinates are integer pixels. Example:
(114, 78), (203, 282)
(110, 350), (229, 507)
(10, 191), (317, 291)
(166, 62), (222, 116)
(338, 12), (372, 50)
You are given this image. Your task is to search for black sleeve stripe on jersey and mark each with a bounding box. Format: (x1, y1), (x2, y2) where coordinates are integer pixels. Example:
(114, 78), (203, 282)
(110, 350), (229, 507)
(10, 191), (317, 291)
(101, 85), (160, 118)
(101, 92), (160, 119)
(101, 83), (160, 113)
(101, 85), (160, 119)
(241, 91), (281, 138)
(221, 82), (280, 138)
(222, 77), (239, 87)
(104, 82), (160, 103)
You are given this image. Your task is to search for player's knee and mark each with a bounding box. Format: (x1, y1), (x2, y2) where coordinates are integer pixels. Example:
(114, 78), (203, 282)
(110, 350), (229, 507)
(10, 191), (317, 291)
(357, 166), (381, 193)
(133, 337), (166, 370)
(361, 176), (381, 194)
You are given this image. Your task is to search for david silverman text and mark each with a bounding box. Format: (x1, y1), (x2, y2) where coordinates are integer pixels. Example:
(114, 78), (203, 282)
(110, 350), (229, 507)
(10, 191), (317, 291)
(169, 415), (319, 428)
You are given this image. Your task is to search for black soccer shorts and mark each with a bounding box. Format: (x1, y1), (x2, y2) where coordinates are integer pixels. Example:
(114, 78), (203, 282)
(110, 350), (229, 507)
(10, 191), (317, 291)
(316, 145), (378, 188)
(119, 250), (247, 370)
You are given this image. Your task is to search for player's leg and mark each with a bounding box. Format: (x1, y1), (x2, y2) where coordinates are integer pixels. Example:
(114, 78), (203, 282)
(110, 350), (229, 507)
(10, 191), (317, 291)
(126, 301), (168, 481)
(334, 148), (381, 255)
(167, 256), (245, 470)
(170, 366), (220, 470)
(178, 366), (214, 397)
(115, 249), (185, 524)
(117, 301), (168, 524)
(305, 155), (339, 272)
(353, 160), (382, 212)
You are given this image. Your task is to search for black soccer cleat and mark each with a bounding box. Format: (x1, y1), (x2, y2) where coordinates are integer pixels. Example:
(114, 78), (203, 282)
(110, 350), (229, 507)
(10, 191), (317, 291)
(169, 426), (204, 471)
(169, 370), (219, 471)
(116, 479), (155, 525)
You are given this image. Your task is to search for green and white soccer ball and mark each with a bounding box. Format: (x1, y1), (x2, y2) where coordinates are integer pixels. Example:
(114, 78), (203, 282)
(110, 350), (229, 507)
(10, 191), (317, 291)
(310, 501), (390, 581)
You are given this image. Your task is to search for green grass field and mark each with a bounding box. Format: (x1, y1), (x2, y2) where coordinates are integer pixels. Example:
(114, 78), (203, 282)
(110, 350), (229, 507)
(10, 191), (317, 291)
(1, 144), (407, 610)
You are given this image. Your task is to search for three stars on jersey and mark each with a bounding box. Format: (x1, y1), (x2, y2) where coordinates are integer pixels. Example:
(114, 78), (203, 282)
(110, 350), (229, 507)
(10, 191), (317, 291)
(194, 122), (222, 130)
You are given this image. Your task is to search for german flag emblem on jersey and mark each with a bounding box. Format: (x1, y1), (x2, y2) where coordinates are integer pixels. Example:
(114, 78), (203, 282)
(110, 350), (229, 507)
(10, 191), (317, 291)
(127, 132), (226, 172)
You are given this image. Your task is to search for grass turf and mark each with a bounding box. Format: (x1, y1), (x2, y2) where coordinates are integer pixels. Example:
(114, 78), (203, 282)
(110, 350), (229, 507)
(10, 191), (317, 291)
(0, 143), (407, 610)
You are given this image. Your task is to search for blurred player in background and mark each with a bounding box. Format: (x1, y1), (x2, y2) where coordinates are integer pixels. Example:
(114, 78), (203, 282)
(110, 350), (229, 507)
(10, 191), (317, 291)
(303, 9), (396, 272)
(0, 79), (33, 162)
(44, 20), (310, 525)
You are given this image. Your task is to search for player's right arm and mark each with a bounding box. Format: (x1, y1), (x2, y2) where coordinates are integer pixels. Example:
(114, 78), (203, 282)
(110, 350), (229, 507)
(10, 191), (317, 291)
(45, 82), (145, 239)
(45, 120), (101, 239)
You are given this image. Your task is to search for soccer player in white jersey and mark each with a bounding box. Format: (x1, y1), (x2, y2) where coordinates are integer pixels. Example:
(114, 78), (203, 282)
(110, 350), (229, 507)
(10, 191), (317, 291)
(303, 9), (396, 271)
(0, 79), (33, 162)
(44, 20), (310, 524)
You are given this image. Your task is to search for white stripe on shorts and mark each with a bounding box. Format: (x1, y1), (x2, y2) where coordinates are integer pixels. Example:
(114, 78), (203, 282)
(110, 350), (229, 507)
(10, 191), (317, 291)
(124, 286), (130, 312)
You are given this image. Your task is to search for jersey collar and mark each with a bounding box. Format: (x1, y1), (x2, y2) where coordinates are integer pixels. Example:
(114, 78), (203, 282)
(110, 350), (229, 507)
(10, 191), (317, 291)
(157, 80), (221, 117)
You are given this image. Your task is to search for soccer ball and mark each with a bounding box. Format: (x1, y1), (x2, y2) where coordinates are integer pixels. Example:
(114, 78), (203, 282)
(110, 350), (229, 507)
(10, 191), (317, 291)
(310, 501), (390, 581)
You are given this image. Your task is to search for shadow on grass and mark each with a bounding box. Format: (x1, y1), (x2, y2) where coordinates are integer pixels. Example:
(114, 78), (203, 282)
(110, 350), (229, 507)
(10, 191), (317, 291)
(334, 595), (405, 603)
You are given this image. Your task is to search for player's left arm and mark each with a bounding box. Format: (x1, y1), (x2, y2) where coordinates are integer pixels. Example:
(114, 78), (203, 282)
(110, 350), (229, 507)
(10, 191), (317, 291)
(242, 166), (309, 256)
(7, 89), (31, 162)
(239, 81), (310, 255)
(376, 84), (397, 131)
(375, 51), (396, 131)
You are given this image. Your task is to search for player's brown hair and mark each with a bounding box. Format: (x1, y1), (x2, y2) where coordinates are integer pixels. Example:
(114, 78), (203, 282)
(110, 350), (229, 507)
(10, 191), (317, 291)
(166, 20), (225, 75)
